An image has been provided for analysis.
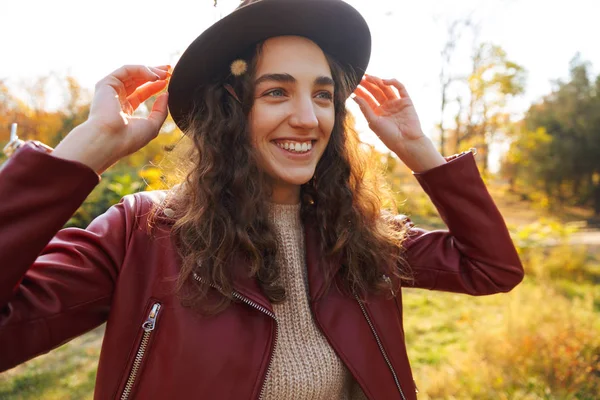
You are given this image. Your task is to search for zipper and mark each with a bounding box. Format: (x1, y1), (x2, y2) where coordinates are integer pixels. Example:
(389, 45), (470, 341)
(354, 294), (407, 400)
(120, 302), (162, 400)
(193, 272), (278, 400)
(383, 276), (419, 396)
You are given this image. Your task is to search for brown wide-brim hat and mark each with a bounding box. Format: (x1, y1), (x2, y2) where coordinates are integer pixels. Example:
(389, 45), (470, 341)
(167, 0), (371, 131)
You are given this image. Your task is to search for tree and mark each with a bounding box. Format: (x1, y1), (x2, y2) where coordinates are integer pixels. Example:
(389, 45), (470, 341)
(437, 18), (472, 155)
(455, 43), (526, 172)
(502, 56), (600, 216)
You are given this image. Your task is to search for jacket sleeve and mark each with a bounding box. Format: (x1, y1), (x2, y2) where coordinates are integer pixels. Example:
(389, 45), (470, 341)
(399, 152), (524, 295)
(0, 142), (132, 371)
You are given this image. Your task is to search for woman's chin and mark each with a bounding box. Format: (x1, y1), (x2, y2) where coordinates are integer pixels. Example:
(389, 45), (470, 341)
(281, 175), (313, 186)
(273, 171), (315, 187)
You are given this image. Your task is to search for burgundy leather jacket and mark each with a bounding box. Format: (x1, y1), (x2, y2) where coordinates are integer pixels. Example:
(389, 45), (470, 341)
(0, 143), (523, 399)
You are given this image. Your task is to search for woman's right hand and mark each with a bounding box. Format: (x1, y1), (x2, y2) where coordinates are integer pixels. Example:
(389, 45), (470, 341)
(52, 65), (171, 174)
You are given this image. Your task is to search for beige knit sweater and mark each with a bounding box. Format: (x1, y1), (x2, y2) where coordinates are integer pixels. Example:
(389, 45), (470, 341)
(263, 203), (367, 400)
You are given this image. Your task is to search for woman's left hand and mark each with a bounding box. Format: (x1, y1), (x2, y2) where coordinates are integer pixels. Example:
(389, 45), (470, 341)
(353, 75), (446, 172)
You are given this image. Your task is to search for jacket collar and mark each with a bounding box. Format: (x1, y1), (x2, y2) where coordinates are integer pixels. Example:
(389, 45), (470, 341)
(229, 218), (342, 310)
(229, 252), (275, 313)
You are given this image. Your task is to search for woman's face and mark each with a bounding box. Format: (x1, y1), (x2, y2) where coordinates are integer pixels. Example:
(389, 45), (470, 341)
(248, 36), (335, 199)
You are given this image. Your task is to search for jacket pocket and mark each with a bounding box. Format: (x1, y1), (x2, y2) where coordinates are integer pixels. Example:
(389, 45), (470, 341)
(119, 300), (162, 400)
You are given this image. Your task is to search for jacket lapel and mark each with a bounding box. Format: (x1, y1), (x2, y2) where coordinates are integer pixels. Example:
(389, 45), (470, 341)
(229, 252), (274, 314)
(303, 219), (342, 302)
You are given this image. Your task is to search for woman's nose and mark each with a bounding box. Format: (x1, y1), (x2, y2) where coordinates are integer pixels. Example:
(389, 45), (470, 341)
(288, 97), (319, 130)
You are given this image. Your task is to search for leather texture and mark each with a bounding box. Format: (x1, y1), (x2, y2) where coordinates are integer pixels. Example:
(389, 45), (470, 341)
(0, 142), (523, 399)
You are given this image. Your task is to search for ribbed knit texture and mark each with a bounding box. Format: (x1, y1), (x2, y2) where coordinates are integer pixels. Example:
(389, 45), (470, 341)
(262, 202), (367, 400)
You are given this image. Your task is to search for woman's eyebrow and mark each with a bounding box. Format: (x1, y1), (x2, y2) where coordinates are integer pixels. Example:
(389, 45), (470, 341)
(254, 74), (335, 87)
(255, 73), (295, 85)
(315, 76), (335, 87)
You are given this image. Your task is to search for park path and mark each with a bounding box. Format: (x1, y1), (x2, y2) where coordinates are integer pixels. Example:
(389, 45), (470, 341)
(570, 230), (600, 246)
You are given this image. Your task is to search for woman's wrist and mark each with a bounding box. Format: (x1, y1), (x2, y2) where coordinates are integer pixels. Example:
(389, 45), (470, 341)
(391, 135), (446, 173)
(51, 122), (116, 174)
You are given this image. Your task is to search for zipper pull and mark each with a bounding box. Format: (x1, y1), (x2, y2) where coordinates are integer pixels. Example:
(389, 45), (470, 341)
(142, 303), (161, 332)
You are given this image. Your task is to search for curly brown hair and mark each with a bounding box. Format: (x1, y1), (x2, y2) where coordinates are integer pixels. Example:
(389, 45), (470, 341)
(160, 42), (411, 314)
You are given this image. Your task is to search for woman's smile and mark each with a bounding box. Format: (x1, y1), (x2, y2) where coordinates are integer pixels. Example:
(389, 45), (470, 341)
(271, 139), (317, 159)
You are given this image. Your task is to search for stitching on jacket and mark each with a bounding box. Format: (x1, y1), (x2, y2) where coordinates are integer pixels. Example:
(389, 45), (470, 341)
(118, 193), (142, 273)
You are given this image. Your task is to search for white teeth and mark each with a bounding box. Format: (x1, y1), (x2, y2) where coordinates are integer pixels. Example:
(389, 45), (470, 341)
(275, 140), (313, 153)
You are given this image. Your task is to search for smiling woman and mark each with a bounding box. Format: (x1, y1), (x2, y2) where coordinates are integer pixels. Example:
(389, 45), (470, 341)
(0, 0), (524, 399)
(249, 36), (336, 201)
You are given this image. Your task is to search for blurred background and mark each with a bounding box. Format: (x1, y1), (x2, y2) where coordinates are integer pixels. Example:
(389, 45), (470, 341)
(1, 0), (599, 398)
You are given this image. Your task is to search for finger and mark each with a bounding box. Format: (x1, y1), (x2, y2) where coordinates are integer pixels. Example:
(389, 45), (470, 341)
(354, 85), (379, 110)
(351, 94), (377, 123)
(97, 65), (162, 102)
(121, 65), (171, 85)
(123, 77), (166, 97)
(148, 66), (172, 80)
(118, 66), (170, 89)
(147, 92), (170, 130)
(127, 80), (168, 111)
(109, 65), (161, 83)
(366, 75), (397, 100)
(382, 79), (410, 99)
(150, 65), (172, 72)
(361, 76), (388, 104)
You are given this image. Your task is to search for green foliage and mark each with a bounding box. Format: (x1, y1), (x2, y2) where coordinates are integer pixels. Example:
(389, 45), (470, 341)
(64, 165), (142, 228)
(510, 217), (577, 250)
(503, 56), (600, 215)
(508, 218), (593, 281)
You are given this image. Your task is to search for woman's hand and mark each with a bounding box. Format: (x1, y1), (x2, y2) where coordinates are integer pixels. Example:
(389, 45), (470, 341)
(352, 75), (446, 172)
(52, 65), (171, 174)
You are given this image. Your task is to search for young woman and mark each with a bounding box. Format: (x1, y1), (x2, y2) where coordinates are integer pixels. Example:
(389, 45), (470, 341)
(0, 0), (523, 399)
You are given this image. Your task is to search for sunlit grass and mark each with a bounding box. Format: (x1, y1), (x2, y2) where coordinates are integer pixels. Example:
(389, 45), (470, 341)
(0, 326), (103, 400)
(407, 279), (600, 399)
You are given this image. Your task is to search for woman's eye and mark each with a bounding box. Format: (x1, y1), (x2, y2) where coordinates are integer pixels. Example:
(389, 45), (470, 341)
(266, 89), (285, 97)
(316, 91), (333, 100)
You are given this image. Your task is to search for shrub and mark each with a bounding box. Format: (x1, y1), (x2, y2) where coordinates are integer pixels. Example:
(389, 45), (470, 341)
(510, 219), (589, 281)
(413, 282), (600, 399)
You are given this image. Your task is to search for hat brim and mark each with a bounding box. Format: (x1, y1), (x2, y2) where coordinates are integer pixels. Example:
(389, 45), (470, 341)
(167, 0), (371, 131)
